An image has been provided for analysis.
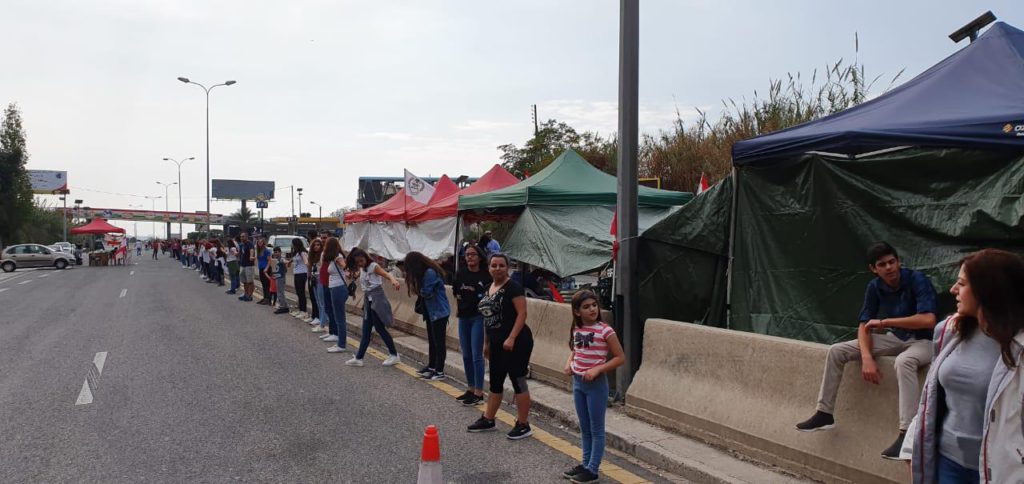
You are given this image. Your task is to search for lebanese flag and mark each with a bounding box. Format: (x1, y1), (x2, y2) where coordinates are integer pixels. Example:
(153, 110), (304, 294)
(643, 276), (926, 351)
(610, 208), (619, 261)
(697, 172), (710, 195)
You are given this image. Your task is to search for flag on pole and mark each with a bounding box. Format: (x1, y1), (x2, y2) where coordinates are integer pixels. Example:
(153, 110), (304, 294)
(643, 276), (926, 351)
(404, 169), (435, 205)
(697, 172), (710, 195)
(610, 208), (619, 261)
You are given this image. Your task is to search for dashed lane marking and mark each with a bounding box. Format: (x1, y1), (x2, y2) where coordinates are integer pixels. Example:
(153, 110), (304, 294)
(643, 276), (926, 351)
(119, 289), (127, 298)
(38, 273), (49, 278)
(18, 280), (31, 285)
(130, 271), (134, 276)
(0, 288), (8, 293)
(345, 337), (650, 484)
(75, 352), (108, 405)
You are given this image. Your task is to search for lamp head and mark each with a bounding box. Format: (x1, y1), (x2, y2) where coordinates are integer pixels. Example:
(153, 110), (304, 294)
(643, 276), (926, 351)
(225, 80), (237, 86)
(187, 157), (195, 160)
(162, 157), (170, 160)
(177, 77), (190, 83)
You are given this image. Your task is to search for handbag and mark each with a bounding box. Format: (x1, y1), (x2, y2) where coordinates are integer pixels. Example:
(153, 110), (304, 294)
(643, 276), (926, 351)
(333, 260), (358, 298)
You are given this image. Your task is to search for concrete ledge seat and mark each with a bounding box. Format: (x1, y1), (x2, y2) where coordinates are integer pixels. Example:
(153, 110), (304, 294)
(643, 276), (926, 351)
(626, 319), (927, 484)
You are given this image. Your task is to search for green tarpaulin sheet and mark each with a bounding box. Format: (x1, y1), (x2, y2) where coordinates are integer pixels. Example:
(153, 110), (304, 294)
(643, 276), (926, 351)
(458, 149), (691, 211)
(639, 149), (1024, 345)
(504, 205), (678, 277)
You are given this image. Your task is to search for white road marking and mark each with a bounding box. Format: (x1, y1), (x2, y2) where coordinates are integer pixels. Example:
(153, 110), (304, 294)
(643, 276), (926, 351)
(18, 280), (31, 285)
(0, 288), (8, 293)
(75, 352), (108, 406)
(119, 288), (127, 298)
(130, 271), (135, 276)
(38, 274), (49, 278)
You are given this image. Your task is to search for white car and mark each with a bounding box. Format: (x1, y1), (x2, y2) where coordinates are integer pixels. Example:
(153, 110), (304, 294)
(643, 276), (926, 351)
(267, 235), (308, 255)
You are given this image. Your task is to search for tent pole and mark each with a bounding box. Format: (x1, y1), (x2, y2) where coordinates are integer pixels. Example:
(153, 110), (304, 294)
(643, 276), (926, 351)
(453, 213), (461, 273)
(725, 166), (739, 330)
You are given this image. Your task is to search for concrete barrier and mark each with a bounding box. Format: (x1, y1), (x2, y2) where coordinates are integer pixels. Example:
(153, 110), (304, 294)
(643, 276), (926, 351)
(625, 319), (924, 484)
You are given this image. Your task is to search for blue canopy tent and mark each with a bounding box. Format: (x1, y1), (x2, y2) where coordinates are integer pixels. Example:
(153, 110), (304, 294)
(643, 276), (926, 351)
(639, 22), (1024, 344)
(732, 22), (1024, 166)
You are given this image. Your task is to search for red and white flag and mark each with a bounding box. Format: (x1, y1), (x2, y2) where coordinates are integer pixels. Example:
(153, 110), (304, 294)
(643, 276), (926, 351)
(404, 169), (435, 204)
(610, 208), (619, 261)
(697, 172), (710, 195)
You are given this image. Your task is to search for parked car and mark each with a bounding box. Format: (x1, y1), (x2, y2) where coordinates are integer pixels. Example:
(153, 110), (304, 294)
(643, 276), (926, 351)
(1, 244), (75, 272)
(267, 235), (308, 255)
(49, 245), (83, 265)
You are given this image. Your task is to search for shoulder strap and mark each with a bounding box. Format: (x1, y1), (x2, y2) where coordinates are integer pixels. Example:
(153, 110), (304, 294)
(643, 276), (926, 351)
(936, 316), (954, 353)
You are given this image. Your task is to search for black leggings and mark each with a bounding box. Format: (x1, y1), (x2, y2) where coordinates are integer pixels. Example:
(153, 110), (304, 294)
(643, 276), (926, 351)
(488, 328), (533, 394)
(294, 273), (308, 312)
(427, 317), (448, 371)
(259, 271), (271, 300)
(308, 278), (319, 318)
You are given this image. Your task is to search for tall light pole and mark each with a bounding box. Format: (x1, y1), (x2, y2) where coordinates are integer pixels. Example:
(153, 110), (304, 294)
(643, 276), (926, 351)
(177, 77), (236, 236)
(59, 194), (68, 241)
(310, 201), (322, 229)
(297, 187), (303, 219)
(128, 203), (144, 239)
(163, 156), (194, 239)
(143, 196), (162, 239)
(157, 181), (178, 238)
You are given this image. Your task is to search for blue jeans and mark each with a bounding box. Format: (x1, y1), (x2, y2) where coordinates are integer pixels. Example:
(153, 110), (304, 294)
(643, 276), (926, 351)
(573, 373), (608, 474)
(356, 300), (397, 358)
(458, 315), (485, 390)
(316, 283), (330, 326)
(327, 284), (348, 347)
(937, 454), (979, 484)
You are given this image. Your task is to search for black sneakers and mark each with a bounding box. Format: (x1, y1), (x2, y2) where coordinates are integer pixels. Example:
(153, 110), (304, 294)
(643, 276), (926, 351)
(417, 367), (433, 378)
(507, 420), (533, 440)
(795, 411), (835, 432)
(455, 390), (473, 402)
(570, 469), (599, 483)
(563, 464), (586, 479)
(467, 416), (496, 432)
(462, 394), (484, 406)
(881, 431), (907, 460)
(428, 371), (446, 381)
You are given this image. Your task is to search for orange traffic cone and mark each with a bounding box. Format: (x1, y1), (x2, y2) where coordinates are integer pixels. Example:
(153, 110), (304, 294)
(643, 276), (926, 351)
(417, 425), (442, 484)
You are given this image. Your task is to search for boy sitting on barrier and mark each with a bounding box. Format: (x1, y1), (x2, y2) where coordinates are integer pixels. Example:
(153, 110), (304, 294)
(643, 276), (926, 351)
(796, 242), (937, 460)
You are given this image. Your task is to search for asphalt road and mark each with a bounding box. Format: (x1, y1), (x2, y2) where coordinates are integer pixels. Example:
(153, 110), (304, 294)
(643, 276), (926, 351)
(0, 258), (673, 483)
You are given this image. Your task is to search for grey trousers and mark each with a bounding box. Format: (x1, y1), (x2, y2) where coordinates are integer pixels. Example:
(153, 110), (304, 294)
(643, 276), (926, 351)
(815, 332), (932, 430)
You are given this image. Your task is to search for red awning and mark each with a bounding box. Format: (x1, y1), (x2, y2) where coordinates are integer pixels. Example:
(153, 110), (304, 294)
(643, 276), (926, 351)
(70, 218), (126, 235)
(406, 165), (519, 222)
(377, 175), (460, 222)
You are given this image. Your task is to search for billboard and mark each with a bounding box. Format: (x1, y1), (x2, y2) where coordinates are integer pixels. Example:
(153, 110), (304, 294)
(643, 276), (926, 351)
(28, 170), (68, 194)
(211, 179), (275, 200)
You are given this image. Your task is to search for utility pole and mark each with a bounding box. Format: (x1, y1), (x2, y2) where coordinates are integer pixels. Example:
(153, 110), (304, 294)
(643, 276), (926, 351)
(614, 0), (640, 399)
(532, 104), (541, 174)
(60, 193), (68, 241)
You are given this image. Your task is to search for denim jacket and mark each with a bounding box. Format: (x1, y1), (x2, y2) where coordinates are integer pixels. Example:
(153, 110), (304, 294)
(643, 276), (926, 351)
(420, 268), (451, 322)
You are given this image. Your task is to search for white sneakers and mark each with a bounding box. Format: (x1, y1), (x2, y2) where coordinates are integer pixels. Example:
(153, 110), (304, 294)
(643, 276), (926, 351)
(318, 333), (332, 340)
(345, 358), (364, 367)
(309, 318), (320, 326)
(382, 355), (400, 366)
(323, 335), (339, 342)
(311, 326), (325, 333)
(327, 346), (348, 353)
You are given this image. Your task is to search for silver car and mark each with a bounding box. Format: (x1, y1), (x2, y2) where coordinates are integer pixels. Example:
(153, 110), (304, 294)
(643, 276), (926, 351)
(1, 244), (74, 272)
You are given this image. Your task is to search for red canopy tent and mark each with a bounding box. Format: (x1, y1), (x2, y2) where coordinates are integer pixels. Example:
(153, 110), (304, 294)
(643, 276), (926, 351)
(380, 175), (460, 222)
(70, 218), (126, 235)
(406, 165), (518, 222)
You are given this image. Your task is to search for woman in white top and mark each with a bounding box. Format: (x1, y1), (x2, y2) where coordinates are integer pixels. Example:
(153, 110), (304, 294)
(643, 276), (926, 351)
(288, 238), (309, 315)
(226, 238), (240, 294)
(345, 247), (401, 367)
(321, 238), (349, 353)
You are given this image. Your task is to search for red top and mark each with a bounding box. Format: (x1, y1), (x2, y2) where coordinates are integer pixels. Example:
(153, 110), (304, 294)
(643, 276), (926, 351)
(319, 259), (329, 286)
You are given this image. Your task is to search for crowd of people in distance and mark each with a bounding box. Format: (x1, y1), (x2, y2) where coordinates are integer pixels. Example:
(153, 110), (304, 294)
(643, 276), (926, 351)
(795, 242), (1024, 484)
(159, 229), (624, 483)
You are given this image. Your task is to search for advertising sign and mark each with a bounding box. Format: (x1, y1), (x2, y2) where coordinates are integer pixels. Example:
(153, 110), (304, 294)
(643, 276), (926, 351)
(212, 179), (275, 200)
(28, 170), (68, 194)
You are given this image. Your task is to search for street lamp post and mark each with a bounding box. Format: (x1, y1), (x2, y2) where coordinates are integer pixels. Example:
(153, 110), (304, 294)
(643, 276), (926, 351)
(163, 156), (194, 239)
(309, 201), (322, 231)
(297, 187), (303, 219)
(157, 181), (178, 238)
(128, 203), (144, 239)
(143, 196), (162, 239)
(176, 77), (236, 237)
(59, 194), (67, 241)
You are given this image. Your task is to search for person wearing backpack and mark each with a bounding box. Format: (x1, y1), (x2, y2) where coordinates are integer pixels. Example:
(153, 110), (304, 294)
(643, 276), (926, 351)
(404, 251), (451, 381)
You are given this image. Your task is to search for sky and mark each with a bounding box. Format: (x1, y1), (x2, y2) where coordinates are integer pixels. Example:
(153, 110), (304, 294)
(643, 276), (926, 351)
(3, 0), (1020, 237)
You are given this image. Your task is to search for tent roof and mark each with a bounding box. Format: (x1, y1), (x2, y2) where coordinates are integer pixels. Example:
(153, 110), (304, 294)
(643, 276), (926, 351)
(458, 149), (692, 211)
(407, 165), (519, 222)
(375, 175), (460, 222)
(732, 22), (1024, 166)
(70, 218), (126, 235)
(344, 188), (406, 223)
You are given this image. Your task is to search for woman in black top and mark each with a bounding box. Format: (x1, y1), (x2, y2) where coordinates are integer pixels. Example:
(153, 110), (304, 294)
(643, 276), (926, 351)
(453, 244), (491, 405)
(466, 253), (534, 440)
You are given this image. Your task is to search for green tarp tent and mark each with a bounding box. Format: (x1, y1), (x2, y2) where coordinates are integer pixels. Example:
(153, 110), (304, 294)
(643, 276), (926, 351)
(458, 149), (691, 211)
(459, 149), (692, 277)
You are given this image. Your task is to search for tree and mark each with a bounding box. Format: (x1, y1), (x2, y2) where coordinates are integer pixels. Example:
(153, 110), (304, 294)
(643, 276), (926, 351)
(0, 103), (33, 246)
(498, 119), (617, 178)
(227, 206), (257, 226)
(16, 200), (64, 244)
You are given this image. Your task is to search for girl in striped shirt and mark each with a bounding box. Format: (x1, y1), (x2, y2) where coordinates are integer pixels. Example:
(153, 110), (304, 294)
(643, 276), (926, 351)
(562, 290), (625, 483)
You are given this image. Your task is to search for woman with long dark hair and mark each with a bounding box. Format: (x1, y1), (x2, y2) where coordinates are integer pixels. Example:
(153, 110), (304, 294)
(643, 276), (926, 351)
(345, 247), (401, 367)
(970, 249), (1024, 484)
(404, 251), (451, 380)
(321, 238), (350, 354)
(307, 237), (324, 326)
(288, 238), (309, 315)
(467, 253), (534, 440)
(910, 252), (1002, 484)
(225, 238), (241, 295)
(453, 244), (491, 405)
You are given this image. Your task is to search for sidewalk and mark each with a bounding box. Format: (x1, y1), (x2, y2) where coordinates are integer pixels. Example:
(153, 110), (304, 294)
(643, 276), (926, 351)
(257, 284), (811, 484)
